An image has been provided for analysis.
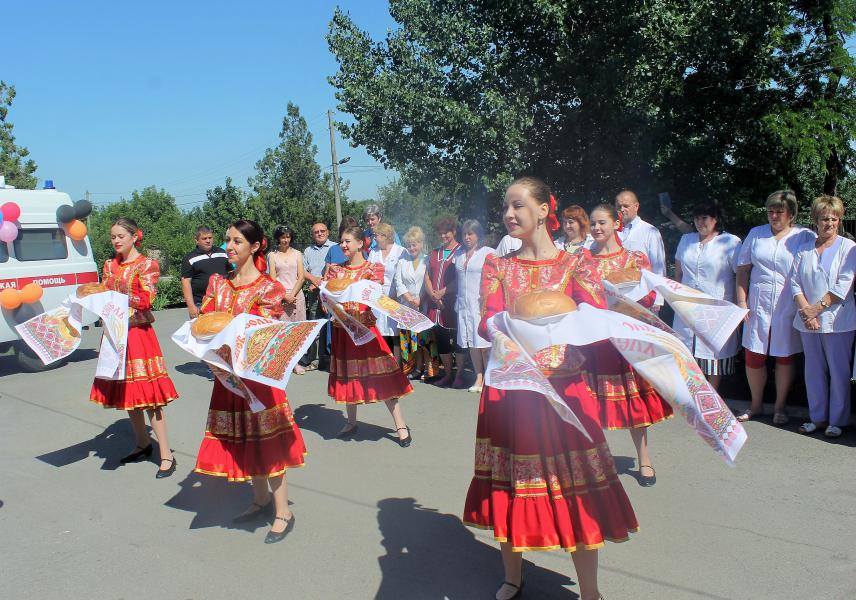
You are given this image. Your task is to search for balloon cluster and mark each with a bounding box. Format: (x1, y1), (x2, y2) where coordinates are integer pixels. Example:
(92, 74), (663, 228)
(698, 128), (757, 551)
(0, 202), (22, 243)
(0, 283), (44, 310)
(56, 200), (92, 241)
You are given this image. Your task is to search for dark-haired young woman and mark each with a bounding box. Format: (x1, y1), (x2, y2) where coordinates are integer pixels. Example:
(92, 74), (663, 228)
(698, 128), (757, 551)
(586, 204), (672, 487)
(90, 217), (179, 478)
(194, 220), (306, 544)
(673, 203), (742, 391)
(463, 178), (637, 600)
(324, 225), (413, 446)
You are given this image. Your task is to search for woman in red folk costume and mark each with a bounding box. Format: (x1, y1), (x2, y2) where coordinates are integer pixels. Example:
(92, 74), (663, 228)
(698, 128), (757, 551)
(463, 178), (637, 600)
(90, 218), (179, 478)
(325, 225), (413, 447)
(586, 203), (672, 487)
(194, 220), (305, 544)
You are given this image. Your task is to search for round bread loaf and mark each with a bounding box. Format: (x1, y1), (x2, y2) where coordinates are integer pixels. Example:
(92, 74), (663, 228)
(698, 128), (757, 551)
(76, 283), (109, 298)
(605, 268), (641, 285)
(191, 311), (234, 340)
(510, 290), (577, 320)
(325, 278), (353, 293)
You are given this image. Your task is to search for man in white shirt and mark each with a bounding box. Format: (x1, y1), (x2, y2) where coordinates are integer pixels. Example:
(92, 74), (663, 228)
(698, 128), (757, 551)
(494, 234), (522, 257)
(616, 190), (666, 276)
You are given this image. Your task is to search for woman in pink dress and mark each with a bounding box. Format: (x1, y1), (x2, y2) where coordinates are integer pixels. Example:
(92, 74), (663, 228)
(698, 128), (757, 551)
(269, 224), (307, 374)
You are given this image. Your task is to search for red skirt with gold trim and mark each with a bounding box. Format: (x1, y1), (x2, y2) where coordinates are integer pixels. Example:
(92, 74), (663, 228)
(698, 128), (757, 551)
(462, 377), (639, 552)
(89, 325), (178, 410)
(328, 325), (413, 404)
(195, 378), (306, 481)
(582, 341), (673, 430)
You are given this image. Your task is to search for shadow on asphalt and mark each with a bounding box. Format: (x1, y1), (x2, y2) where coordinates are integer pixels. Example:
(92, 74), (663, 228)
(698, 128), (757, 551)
(173, 361), (214, 380)
(724, 406), (856, 448)
(0, 348), (99, 377)
(373, 497), (579, 600)
(294, 403), (401, 444)
(163, 472), (282, 532)
(35, 419), (137, 471)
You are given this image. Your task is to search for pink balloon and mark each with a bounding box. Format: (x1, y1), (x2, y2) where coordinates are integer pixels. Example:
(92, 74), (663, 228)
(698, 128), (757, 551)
(0, 221), (18, 243)
(1, 202), (21, 222)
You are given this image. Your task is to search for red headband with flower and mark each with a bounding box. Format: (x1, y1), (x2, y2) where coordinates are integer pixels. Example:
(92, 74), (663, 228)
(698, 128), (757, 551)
(547, 194), (561, 234)
(135, 229), (144, 248)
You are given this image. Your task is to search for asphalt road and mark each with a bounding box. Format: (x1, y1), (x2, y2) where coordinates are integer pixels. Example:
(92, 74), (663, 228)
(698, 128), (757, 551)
(1, 308), (854, 600)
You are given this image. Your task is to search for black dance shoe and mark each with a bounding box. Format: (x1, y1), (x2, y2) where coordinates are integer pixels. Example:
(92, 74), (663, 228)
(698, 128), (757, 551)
(496, 580), (524, 599)
(264, 514), (295, 544)
(155, 457), (177, 479)
(336, 423), (359, 439)
(397, 427), (412, 448)
(638, 465), (657, 487)
(120, 444), (153, 464)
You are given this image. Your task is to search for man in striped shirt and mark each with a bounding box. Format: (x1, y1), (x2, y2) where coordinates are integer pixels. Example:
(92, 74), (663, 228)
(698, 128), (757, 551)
(180, 226), (231, 318)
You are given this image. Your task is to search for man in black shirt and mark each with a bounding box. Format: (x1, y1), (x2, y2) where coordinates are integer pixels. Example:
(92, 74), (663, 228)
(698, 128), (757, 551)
(181, 226), (231, 318)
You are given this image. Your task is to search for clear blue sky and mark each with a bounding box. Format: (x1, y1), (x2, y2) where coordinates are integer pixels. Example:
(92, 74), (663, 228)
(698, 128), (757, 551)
(4, 1), (398, 209)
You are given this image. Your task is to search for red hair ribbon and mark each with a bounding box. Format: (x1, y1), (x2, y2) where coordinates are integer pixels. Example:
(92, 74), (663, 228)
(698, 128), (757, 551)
(613, 215), (624, 246)
(135, 229), (144, 248)
(547, 194), (560, 234)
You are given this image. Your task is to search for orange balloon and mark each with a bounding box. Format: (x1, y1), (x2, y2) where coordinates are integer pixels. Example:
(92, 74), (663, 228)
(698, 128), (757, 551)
(20, 282), (44, 304)
(67, 219), (88, 241)
(0, 288), (22, 310)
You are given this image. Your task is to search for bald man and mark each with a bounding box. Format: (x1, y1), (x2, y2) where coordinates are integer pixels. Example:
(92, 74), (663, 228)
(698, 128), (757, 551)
(616, 190), (666, 276)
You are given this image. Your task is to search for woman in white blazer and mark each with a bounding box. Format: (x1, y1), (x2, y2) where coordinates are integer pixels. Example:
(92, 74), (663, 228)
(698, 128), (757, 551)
(673, 202), (742, 391)
(453, 220), (494, 392)
(368, 222), (407, 361)
(735, 190), (816, 424)
(790, 195), (856, 438)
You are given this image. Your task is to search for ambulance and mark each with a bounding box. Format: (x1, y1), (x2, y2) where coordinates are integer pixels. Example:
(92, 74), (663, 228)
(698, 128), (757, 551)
(0, 178), (99, 371)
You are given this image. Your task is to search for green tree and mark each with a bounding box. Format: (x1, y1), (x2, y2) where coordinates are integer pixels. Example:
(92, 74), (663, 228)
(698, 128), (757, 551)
(194, 177), (249, 239)
(247, 103), (351, 246)
(328, 1), (856, 236)
(0, 81), (37, 188)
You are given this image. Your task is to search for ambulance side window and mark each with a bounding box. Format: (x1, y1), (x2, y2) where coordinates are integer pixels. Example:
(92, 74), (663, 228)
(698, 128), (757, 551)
(0, 242), (8, 263)
(13, 228), (69, 261)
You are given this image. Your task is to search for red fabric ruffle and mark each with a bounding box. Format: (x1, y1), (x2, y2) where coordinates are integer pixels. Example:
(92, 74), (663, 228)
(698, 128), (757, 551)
(328, 325), (413, 404)
(582, 341), (673, 430)
(463, 377), (639, 552)
(195, 378), (306, 481)
(89, 325), (178, 410)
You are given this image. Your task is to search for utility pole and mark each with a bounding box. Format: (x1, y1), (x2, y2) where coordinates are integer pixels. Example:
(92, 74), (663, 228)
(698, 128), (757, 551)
(328, 110), (342, 230)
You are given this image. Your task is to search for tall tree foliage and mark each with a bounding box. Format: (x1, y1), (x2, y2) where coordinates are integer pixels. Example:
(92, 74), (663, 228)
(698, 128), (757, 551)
(247, 103), (350, 246)
(328, 1), (856, 233)
(190, 177), (249, 240)
(0, 82), (38, 188)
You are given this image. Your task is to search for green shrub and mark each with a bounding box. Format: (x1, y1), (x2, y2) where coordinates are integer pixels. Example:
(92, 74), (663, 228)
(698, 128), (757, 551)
(153, 274), (184, 311)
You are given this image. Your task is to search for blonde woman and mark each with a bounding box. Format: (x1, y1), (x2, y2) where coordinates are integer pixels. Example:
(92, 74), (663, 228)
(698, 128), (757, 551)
(790, 195), (856, 438)
(368, 222), (408, 362)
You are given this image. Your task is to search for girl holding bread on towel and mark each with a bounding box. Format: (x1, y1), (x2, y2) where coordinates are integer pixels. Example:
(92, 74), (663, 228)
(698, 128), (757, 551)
(586, 203), (673, 487)
(462, 177), (638, 600)
(324, 225), (413, 447)
(89, 217), (179, 478)
(193, 219), (306, 544)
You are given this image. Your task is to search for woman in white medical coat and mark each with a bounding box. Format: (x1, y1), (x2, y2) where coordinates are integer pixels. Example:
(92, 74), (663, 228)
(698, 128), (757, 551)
(790, 195), (856, 438)
(673, 202), (742, 391)
(735, 190), (816, 424)
(453, 219), (494, 392)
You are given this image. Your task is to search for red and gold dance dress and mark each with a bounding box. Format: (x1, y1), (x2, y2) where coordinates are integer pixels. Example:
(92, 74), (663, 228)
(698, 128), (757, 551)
(325, 262), (413, 404)
(194, 274), (306, 481)
(463, 251), (638, 552)
(90, 255), (178, 410)
(585, 247), (673, 429)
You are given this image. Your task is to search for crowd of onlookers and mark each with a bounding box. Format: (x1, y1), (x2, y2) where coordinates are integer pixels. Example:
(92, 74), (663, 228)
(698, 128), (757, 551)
(180, 189), (855, 438)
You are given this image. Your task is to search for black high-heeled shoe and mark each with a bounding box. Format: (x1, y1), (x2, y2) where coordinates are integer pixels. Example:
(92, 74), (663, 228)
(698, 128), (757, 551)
(264, 514), (295, 544)
(155, 456), (177, 479)
(120, 444), (153, 464)
(336, 423), (359, 439)
(496, 580), (524, 599)
(397, 426), (412, 448)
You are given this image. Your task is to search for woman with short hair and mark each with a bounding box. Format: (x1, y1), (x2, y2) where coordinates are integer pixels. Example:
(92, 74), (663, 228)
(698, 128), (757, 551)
(673, 202), (742, 390)
(269, 224), (307, 374)
(790, 195), (856, 438)
(453, 219), (495, 391)
(554, 205), (593, 253)
(368, 222), (407, 361)
(735, 190), (816, 424)
(424, 215), (463, 386)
